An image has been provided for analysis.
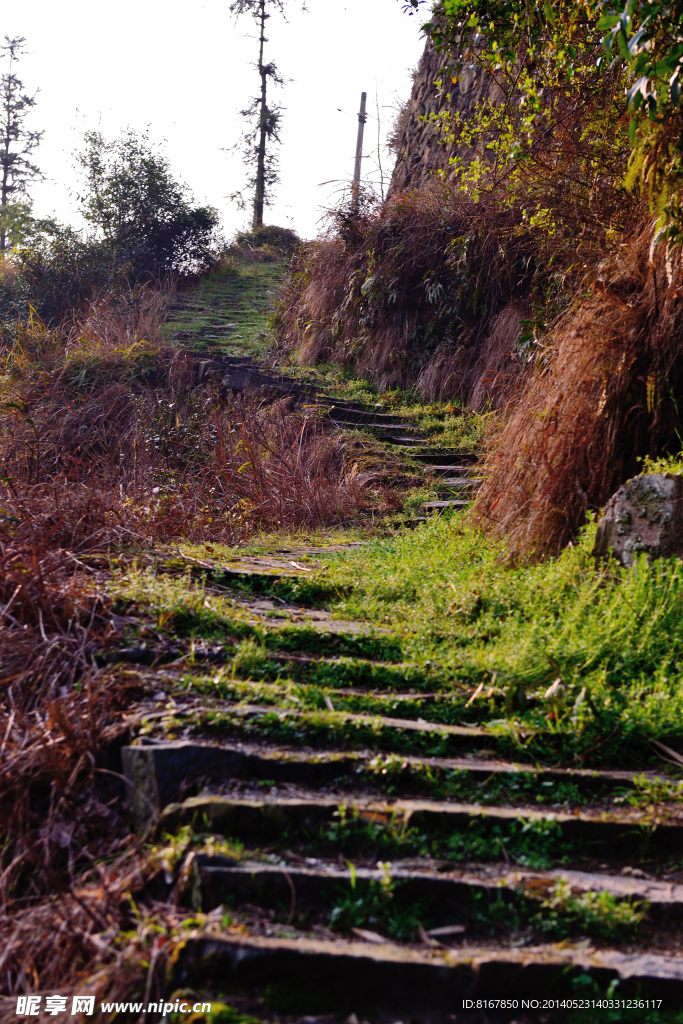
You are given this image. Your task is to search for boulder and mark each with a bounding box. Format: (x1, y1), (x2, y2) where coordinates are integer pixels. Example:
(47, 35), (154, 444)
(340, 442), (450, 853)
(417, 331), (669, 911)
(594, 473), (683, 566)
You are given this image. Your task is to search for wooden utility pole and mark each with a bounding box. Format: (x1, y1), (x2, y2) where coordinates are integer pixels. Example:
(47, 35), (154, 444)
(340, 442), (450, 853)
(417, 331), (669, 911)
(352, 91), (367, 191)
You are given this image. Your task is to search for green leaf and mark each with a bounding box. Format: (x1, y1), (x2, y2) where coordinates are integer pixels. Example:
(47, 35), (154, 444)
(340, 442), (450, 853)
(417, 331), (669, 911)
(543, 0), (557, 25)
(626, 74), (650, 108)
(627, 17), (652, 57)
(617, 30), (631, 61)
(597, 14), (620, 29)
(629, 116), (638, 145)
(654, 59), (677, 75)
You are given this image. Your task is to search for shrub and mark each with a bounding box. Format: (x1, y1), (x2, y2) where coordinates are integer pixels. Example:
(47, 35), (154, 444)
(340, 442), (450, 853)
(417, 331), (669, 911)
(10, 224), (125, 323)
(273, 183), (543, 404)
(235, 223), (300, 253)
(77, 129), (219, 279)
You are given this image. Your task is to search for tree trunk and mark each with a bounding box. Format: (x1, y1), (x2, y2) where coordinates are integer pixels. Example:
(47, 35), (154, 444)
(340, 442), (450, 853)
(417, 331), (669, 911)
(0, 107), (10, 252)
(253, 0), (267, 231)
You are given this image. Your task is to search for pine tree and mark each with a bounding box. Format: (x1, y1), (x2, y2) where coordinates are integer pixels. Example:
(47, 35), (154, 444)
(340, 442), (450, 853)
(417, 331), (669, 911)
(230, 0), (303, 230)
(0, 36), (42, 252)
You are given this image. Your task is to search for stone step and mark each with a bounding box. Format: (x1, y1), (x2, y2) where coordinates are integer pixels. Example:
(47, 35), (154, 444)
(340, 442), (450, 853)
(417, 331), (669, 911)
(318, 396), (378, 412)
(423, 464), (478, 477)
(316, 405), (407, 426)
(239, 650), (441, 690)
(410, 451), (477, 466)
(188, 856), (683, 923)
(170, 932), (683, 1010)
(423, 500), (471, 510)
(188, 701), (533, 754)
(374, 424), (424, 434)
(156, 793), (683, 858)
(122, 739), (654, 821)
(190, 352), (253, 364)
(436, 478), (482, 489)
(174, 552), (322, 580)
(140, 694), (604, 765)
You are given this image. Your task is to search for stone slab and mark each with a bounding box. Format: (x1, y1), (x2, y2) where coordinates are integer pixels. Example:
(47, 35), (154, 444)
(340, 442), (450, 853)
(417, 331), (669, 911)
(170, 933), (683, 1009)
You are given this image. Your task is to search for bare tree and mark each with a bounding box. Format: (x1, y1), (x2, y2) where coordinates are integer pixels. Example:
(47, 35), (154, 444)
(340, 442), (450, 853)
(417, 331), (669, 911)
(230, 0), (303, 231)
(0, 37), (42, 252)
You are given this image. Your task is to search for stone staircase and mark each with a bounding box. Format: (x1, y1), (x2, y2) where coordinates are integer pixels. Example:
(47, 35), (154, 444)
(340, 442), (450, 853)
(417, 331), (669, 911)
(188, 350), (482, 518)
(113, 548), (683, 1019)
(122, 284), (683, 1019)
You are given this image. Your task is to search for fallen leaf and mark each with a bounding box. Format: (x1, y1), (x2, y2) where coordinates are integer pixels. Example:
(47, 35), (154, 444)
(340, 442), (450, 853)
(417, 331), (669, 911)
(351, 927), (386, 944)
(544, 678), (562, 699)
(427, 923), (466, 937)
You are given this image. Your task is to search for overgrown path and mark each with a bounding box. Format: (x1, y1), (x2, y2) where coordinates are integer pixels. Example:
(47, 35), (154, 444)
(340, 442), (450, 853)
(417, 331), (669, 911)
(104, 261), (683, 1021)
(164, 260), (286, 359)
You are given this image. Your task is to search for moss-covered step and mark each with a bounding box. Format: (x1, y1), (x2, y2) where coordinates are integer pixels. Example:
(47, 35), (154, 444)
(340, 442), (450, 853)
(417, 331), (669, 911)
(187, 855), (683, 924)
(169, 933), (683, 1012)
(122, 739), (660, 823)
(174, 702), (543, 761)
(156, 793), (683, 859)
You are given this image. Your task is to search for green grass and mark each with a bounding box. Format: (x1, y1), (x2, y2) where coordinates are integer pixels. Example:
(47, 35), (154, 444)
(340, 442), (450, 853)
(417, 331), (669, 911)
(108, 503), (683, 768)
(313, 511), (683, 766)
(164, 261), (287, 359)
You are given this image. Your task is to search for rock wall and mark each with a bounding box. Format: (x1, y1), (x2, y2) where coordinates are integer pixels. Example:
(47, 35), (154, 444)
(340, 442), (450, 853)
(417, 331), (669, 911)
(390, 36), (501, 192)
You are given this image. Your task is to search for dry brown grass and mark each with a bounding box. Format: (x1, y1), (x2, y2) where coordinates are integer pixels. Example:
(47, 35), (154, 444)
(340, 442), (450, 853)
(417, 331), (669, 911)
(274, 181), (536, 400)
(0, 281), (375, 1007)
(0, 289), (367, 542)
(475, 222), (683, 557)
(273, 117), (638, 406)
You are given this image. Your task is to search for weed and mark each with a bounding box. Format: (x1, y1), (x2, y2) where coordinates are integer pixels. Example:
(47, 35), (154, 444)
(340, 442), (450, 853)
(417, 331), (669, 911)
(315, 511), (683, 766)
(315, 805), (425, 859)
(168, 996), (260, 1024)
(445, 816), (571, 870)
(614, 773), (683, 810)
(532, 880), (645, 942)
(328, 862), (418, 940)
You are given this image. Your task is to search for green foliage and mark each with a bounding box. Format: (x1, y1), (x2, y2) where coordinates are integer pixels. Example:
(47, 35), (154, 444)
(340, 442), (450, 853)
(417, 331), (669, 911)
(234, 224), (300, 255)
(445, 814), (570, 869)
(3, 221), (125, 322)
(426, 0), (683, 243)
(310, 803), (574, 866)
(0, 129), (220, 322)
(597, 0), (683, 242)
(533, 879), (645, 941)
(328, 862), (419, 939)
(426, 0), (632, 282)
(317, 804), (423, 858)
(318, 511), (683, 764)
(0, 202), (37, 251)
(0, 37), (43, 251)
(78, 129), (219, 278)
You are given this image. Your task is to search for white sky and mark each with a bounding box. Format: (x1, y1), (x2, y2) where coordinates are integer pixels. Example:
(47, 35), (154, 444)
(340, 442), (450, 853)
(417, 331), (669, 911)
(10, 0), (426, 241)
